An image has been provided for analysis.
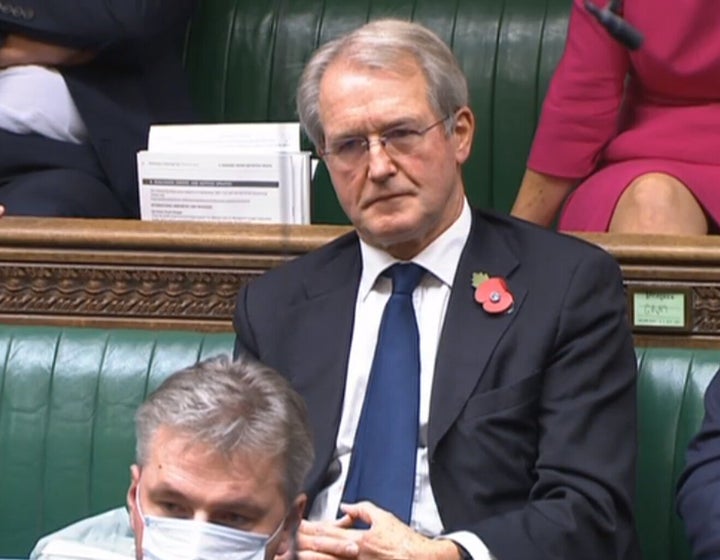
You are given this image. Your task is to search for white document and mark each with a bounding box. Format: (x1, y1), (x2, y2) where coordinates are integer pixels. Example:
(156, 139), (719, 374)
(137, 123), (311, 224)
(148, 122), (301, 153)
(138, 150), (310, 224)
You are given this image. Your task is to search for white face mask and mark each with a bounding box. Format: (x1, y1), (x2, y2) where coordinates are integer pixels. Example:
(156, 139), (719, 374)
(135, 485), (285, 560)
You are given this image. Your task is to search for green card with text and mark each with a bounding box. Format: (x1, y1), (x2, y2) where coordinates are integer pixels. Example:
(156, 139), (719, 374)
(633, 292), (686, 328)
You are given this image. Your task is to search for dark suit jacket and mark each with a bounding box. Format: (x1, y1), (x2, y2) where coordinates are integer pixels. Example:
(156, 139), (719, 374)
(677, 369), (720, 559)
(0, 1), (196, 216)
(234, 209), (640, 560)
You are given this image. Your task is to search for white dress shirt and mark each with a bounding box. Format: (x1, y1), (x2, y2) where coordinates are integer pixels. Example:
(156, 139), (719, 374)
(0, 65), (88, 143)
(308, 199), (492, 559)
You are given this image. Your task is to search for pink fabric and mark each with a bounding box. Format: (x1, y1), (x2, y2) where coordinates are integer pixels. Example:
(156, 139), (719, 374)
(527, 0), (720, 231)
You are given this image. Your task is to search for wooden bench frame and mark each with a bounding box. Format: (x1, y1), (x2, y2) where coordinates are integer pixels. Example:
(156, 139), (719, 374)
(0, 218), (717, 347)
(581, 232), (720, 348)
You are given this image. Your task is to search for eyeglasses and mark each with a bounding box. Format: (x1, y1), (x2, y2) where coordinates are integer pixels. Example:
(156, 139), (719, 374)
(321, 115), (453, 169)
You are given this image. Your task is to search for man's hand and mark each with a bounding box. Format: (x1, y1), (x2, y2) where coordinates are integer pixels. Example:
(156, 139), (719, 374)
(0, 34), (94, 68)
(292, 502), (463, 560)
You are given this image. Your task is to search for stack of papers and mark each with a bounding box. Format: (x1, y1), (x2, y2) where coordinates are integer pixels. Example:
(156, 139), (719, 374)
(137, 123), (311, 224)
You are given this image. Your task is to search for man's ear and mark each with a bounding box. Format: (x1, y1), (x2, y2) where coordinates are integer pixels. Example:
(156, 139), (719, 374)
(275, 493), (308, 557)
(127, 465), (141, 532)
(127, 465), (144, 560)
(452, 106), (475, 165)
(290, 493), (307, 526)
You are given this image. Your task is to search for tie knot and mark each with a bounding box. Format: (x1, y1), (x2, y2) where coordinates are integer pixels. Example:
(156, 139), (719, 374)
(385, 263), (425, 295)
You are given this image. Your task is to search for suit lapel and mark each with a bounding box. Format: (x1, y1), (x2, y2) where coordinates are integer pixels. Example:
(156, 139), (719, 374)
(428, 212), (527, 455)
(278, 234), (362, 495)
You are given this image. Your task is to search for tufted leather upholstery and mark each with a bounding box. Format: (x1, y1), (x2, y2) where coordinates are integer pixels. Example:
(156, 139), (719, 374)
(635, 347), (720, 560)
(183, 0), (571, 224)
(0, 325), (716, 559)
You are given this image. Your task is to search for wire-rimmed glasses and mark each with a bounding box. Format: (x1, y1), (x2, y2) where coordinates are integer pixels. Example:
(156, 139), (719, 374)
(320, 114), (453, 169)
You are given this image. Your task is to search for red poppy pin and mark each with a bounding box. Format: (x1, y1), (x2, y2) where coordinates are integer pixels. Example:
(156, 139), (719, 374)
(472, 272), (514, 314)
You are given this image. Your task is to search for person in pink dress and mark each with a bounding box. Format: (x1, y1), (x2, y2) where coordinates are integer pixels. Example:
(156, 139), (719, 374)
(511, 0), (720, 234)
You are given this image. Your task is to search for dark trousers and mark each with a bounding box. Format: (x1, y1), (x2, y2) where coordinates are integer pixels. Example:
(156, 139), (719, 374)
(0, 129), (129, 218)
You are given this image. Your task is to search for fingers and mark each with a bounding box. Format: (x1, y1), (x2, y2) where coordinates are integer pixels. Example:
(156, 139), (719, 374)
(339, 501), (385, 525)
(296, 538), (358, 559)
(297, 504), (423, 560)
(337, 502), (435, 560)
(296, 551), (350, 560)
(274, 550), (294, 560)
(296, 520), (360, 560)
(333, 514), (354, 528)
(300, 519), (363, 540)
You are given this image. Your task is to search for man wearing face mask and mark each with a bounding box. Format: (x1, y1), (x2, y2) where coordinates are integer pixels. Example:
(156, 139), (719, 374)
(29, 354), (315, 560)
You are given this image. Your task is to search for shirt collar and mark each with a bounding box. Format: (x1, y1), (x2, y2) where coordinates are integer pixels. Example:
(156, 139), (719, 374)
(358, 198), (472, 299)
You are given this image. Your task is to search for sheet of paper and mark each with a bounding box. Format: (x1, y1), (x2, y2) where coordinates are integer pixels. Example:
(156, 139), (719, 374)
(139, 123), (311, 224)
(137, 150), (310, 224)
(147, 123), (301, 154)
(281, 151), (312, 224)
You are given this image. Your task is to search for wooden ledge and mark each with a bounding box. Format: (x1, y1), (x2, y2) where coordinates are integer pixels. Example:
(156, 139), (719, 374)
(0, 219), (716, 263)
(0, 217), (351, 254)
(0, 218), (717, 345)
(0, 218), (351, 332)
(579, 232), (720, 265)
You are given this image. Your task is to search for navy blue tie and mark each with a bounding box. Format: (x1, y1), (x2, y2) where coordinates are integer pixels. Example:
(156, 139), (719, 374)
(342, 263), (425, 524)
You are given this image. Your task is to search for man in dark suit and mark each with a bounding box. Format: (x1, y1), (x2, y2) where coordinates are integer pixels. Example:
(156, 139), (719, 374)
(0, 1), (195, 217)
(677, 370), (720, 559)
(234, 19), (639, 560)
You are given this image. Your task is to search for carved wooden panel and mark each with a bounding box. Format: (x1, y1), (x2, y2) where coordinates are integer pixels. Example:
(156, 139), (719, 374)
(0, 263), (259, 321)
(0, 220), (718, 347)
(582, 233), (720, 347)
(691, 286), (720, 333)
(0, 218), (348, 331)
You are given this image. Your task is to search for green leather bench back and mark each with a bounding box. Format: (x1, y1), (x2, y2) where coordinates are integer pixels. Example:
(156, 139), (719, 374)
(0, 326), (716, 559)
(183, 0), (571, 224)
(635, 347), (720, 560)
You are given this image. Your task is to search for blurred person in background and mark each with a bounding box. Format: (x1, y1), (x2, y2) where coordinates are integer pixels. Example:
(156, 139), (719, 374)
(0, 2), (196, 218)
(512, 0), (720, 234)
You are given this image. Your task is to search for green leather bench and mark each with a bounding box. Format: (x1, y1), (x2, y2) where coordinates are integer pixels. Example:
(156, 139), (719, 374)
(0, 324), (716, 560)
(183, 0), (570, 224)
(636, 349), (720, 560)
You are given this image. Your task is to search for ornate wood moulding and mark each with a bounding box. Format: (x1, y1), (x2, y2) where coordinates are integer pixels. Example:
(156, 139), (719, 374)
(0, 218), (348, 331)
(0, 219), (717, 346)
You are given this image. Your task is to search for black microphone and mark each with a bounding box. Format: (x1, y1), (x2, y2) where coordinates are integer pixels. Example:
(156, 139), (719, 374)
(584, 0), (644, 50)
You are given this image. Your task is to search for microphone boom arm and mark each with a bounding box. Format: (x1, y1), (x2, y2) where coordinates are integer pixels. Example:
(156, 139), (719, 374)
(584, 0), (644, 50)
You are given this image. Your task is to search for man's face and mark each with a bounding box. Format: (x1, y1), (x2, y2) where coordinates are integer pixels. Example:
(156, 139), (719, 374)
(318, 56), (474, 260)
(126, 425), (304, 560)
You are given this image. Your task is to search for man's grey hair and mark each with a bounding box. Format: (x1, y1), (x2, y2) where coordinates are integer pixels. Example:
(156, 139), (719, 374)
(296, 18), (469, 148)
(135, 354), (314, 504)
